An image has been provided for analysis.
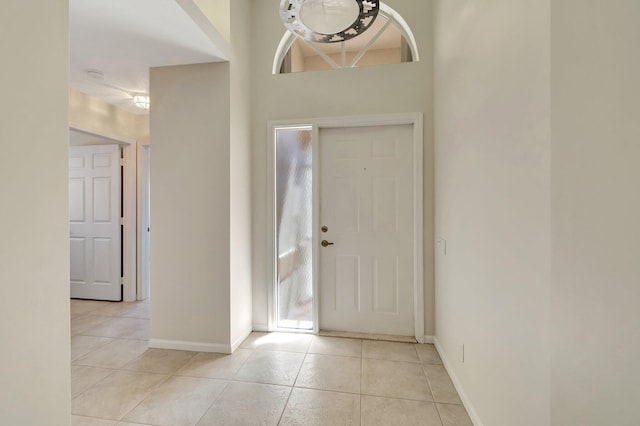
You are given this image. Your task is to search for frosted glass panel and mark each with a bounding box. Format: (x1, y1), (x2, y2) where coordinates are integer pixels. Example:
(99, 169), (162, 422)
(276, 127), (313, 330)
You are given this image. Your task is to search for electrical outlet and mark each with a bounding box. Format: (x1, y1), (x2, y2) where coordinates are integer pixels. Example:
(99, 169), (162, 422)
(437, 238), (447, 256)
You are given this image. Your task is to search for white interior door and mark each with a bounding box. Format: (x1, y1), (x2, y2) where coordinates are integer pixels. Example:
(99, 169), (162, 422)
(69, 145), (122, 301)
(319, 124), (414, 336)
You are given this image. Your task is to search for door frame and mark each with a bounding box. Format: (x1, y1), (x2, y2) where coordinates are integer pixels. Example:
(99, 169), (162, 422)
(69, 126), (138, 302)
(267, 113), (424, 342)
(137, 139), (151, 301)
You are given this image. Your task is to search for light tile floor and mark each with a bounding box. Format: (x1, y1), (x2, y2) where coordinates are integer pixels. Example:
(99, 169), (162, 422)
(70, 299), (473, 426)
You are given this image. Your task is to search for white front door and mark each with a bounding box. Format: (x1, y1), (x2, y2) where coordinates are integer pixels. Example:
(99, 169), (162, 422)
(319, 124), (414, 336)
(69, 145), (122, 301)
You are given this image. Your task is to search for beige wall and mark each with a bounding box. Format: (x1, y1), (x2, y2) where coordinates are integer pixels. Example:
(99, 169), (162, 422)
(194, 0), (230, 42)
(250, 0), (434, 334)
(291, 41), (305, 73)
(229, 0), (254, 348)
(150, 62), (232, 349)
(434, 1), (551, 425)
(550, 1), (640, 424)
(69, 88), (149, 142)
(0, 1), (71, 424)
(150, 0), (253, 351)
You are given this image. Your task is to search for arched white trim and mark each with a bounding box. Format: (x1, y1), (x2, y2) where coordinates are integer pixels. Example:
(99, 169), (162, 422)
(273, 30), (297, 74)
(380, 3), (419, 61)
(272, 2), (419, 75)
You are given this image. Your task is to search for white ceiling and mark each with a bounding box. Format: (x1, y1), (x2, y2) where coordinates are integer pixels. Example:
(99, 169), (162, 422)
(69, 0), (228, 115)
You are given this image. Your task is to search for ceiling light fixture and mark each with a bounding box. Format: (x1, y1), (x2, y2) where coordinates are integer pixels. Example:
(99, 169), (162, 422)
(133, 94), (150, 110)
(280, 0), (379, 43)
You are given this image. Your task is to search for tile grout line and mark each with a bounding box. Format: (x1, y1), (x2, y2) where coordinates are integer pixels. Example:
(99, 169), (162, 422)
(227, 346), (255, 380)
(103, 358), (173, 423)
(359, 392), (436, 404)
(276, 386), (295, 426)
(72, 338), (150, 366)
(276, 342), (309, 425)
(422, 361), (446, 426)
(74, 336), (149, 343)
(291, 346), (310, 390)
(191, 379), (232, 426)
(70, 368), (120, 404)
(70, 338), (115, 362)
(434, 403), (446, 426)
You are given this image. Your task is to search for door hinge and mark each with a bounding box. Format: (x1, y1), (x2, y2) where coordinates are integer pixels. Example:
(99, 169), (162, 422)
(120, 158), (125, 166)
(120, 277), (124, 285)
(120, 217), (124, 226)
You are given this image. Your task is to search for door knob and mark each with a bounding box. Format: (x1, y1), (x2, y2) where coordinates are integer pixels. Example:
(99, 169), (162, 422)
(321, 240), (334, 247)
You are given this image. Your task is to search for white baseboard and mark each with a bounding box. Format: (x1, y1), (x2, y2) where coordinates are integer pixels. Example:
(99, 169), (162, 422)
(252, 323), (269, 332)
(433, 337), (484, 426)
(423, 335), (435, 344)
(149, 338), (231, 354)
(230, 325), (254, 353)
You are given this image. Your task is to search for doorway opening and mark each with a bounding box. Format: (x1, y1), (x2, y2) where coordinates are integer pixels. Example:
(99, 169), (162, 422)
(273, 126), (315, 331)
(69, 128), (148, 302)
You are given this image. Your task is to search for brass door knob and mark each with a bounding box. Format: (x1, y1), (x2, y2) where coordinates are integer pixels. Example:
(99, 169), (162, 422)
(321, 240), (334, 247)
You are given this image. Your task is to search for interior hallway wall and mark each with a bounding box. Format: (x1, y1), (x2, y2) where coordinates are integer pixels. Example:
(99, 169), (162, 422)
(229, 0), (254, 349)
(249, 0), (435, 336)
(433, 1), (551, 424)
(149, 0), (254, 349)
(550, 1), (640, 424)
(0, 1), (71, 424)
(150, 62), (233, 350)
